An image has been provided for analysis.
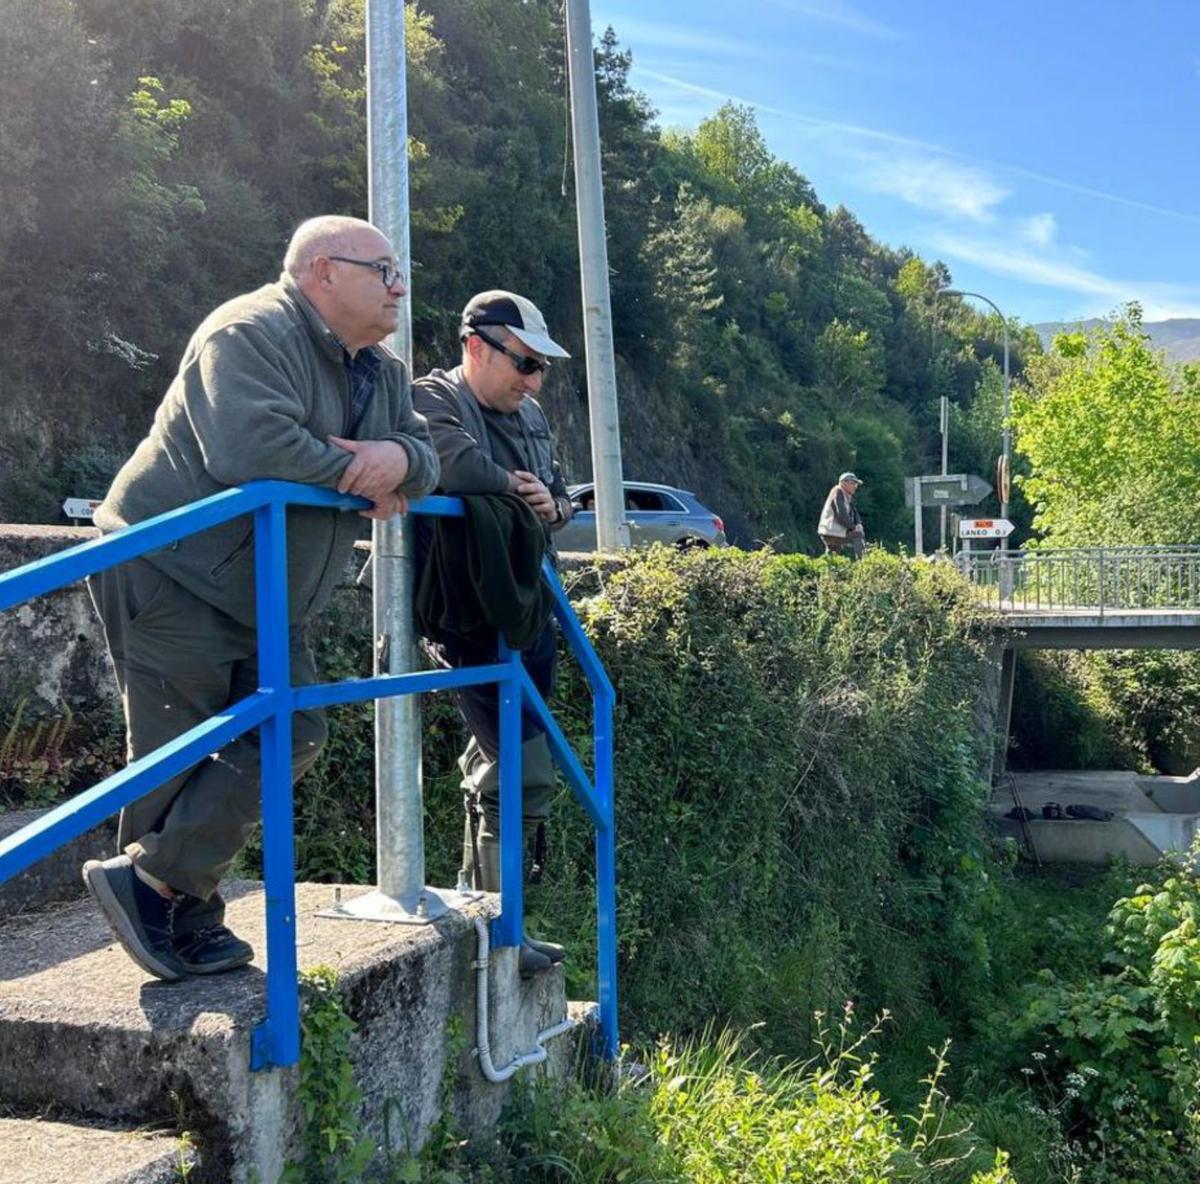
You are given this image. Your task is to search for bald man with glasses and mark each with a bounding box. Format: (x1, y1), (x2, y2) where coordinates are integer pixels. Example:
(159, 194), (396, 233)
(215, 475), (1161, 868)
(413, 290), (573, 978)
(81, 216), (438, 983)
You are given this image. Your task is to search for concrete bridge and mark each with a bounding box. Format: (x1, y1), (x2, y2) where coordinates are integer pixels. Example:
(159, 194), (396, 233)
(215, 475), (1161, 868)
(963, 545), (1200, 866)
(959, 544), (1200, 649)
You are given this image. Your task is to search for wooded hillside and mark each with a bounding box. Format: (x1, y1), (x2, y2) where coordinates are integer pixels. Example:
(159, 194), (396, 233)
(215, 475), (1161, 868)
(0, 0), (1040, 547)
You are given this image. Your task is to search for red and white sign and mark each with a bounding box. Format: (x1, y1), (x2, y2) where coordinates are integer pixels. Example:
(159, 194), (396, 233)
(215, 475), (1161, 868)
(62, 497), (102, 520)
(959, 517), (1014, 539)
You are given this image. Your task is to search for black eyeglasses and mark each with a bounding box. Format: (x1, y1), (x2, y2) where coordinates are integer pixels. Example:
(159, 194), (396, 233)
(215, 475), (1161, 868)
(470, 326), (547, 375)
(328, 256), (405, 288)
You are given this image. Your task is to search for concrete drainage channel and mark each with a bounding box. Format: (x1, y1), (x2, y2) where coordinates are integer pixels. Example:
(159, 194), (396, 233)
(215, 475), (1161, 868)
(992, 768), (1200, 864)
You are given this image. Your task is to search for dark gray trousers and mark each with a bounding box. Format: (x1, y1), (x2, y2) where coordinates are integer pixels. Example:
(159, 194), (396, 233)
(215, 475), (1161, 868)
(88, 558), (326, 934)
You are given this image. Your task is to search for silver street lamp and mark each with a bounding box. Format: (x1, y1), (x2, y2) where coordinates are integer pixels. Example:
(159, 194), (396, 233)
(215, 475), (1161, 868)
(937, 288), (1012, 552)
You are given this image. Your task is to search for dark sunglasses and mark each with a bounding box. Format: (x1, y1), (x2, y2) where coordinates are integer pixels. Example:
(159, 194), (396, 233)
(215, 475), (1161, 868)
(470, 326), (548, 375)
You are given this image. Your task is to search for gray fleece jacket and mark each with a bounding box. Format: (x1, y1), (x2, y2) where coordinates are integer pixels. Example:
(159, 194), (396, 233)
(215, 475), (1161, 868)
(96, 274), (439, 627)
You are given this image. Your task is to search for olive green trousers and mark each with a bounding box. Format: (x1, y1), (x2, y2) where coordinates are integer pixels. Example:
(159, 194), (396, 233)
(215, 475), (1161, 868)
(88, 558), (326, 934)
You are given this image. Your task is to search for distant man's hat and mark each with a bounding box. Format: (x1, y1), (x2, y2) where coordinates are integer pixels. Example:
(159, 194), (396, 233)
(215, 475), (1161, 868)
(838, 471), (863, 486)
(460, 290), (570, 358)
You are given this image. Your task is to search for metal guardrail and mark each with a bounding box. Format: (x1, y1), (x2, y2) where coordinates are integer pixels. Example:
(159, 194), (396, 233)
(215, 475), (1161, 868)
(0, 481), (617, 1070)
(957, 545), (1200, 614)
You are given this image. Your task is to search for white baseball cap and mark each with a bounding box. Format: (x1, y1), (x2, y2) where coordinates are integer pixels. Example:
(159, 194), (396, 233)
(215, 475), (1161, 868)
(460, 290), (570, 358)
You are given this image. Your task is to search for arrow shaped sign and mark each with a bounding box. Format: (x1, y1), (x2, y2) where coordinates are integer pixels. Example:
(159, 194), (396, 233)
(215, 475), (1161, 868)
(904, 474), (992, 508)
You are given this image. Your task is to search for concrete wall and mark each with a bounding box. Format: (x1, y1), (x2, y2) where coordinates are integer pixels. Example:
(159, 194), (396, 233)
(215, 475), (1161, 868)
(0, 525), (115, 710)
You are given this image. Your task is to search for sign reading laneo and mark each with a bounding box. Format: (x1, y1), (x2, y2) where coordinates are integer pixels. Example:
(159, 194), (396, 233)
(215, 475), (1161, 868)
(959, 517), (1014, 539)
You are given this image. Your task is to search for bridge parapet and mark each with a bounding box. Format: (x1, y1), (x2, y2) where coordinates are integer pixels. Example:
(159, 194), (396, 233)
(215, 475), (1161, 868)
(958, 544), (1200, 616)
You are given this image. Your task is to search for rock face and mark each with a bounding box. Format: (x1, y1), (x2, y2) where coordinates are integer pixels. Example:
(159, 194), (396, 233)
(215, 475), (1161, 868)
(0, 525), (115, 712)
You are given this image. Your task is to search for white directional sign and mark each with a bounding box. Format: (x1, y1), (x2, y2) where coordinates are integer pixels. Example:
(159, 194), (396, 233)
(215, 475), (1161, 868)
(62, 497), (102, 520)
(959, 517), (1014, 539)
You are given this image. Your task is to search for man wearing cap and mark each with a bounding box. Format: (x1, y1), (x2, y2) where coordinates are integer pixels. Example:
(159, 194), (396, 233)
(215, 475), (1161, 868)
(413, 290), (573, 977)
(818, 472), (866, 558)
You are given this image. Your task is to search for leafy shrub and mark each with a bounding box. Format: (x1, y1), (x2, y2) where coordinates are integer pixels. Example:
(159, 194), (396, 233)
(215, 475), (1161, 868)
(1008, 850), (1200, 1183)
(537, 547), (1002, 1043)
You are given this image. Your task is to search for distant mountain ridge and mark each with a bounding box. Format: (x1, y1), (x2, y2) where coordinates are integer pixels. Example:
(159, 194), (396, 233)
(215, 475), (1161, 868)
(1035, 317), (1200, 362)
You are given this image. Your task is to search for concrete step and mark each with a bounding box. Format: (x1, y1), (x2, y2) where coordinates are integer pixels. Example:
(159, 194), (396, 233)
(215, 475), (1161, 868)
(0, 808), (116, 918)
(0, 1115), (188, 1184)
(0, 880), (573, 1183)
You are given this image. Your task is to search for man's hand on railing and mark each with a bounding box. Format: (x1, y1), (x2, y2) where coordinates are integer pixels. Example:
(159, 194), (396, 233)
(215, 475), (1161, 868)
(357, 490), (409, 520)
(329, 437), (411, 505)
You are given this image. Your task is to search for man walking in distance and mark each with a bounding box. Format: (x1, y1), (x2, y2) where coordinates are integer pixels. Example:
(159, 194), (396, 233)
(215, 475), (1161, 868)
(818, 471), (866, 558)
(83, 215), (439, 981)
(413, 290), (573, 978)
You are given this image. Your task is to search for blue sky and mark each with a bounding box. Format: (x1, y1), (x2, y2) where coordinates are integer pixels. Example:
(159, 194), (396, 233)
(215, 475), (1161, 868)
(589, 0), (1200, 326)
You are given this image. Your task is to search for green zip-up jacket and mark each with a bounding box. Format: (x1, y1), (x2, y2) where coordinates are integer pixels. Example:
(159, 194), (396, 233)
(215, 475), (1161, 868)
(95, 274), (439, 627)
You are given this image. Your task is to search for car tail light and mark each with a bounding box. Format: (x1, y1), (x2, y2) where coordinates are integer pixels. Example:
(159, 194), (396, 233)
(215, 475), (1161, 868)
(713, 516), (725, 535)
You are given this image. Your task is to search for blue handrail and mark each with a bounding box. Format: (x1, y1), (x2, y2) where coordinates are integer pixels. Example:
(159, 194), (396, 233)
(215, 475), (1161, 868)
(0, 481), (618, 1068)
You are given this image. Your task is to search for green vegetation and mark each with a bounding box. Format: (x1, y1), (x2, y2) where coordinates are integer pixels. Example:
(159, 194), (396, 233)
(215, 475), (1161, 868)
(0, 0), (1035, 545)
(1009, 309), (1200, 772)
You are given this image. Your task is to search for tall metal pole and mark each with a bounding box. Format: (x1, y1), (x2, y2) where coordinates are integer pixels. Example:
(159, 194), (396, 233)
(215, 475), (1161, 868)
(326, 0), (468, 925)
(939, 289), (1012, 551)
(366, 0), (428, 914)
(564, 0), (628, 551)
(939, 395), (949, 550)
(1000, 320), (1011, 555)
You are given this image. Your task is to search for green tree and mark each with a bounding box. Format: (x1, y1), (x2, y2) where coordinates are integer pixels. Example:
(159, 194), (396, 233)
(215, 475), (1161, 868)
(1013, 305), (1200, 544)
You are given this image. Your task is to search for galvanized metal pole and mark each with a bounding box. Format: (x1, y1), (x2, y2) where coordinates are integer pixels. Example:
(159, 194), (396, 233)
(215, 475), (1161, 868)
(1000, 318), (1011, 556)
(913, 478), (924, 557)
(564, 0), (628, 551)
(326, 0), (472, 925)
(365, 0), (426, 914)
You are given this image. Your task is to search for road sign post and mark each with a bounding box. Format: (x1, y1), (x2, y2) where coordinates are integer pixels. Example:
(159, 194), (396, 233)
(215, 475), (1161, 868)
(62, 498), (101, 522)
(912, 478), (923, 555)
(907, 473), (992, 556)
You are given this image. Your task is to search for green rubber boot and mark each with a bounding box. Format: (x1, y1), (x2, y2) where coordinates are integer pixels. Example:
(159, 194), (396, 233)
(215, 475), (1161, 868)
(460, 736), (564, 977)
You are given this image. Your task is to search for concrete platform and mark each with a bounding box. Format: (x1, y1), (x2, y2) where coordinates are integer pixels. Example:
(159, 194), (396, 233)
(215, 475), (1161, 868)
(992, 769), (1200, 864)
(0, 1116), (188, 1184)
(0, 880), (575, 1182)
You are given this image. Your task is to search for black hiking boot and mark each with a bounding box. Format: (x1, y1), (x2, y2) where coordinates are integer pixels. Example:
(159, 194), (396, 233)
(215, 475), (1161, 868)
(174, 924), (255, 974)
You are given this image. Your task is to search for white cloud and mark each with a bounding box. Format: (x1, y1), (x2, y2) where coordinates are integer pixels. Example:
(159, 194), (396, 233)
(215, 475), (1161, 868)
(927, 231), (1200, 320)
(1018, 212), (1057, 247)
(859, 157), (1009, 223)
(631, 70), (1200, 228)
(602, 17), (766, 60)
(764, 0), (902, 39)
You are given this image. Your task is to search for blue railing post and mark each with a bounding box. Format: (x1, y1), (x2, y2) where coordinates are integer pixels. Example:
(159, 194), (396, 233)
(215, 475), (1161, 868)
(593, 689), (619, 1060)
(492, 638), (525, 949)
(250, 497), (301, 1070)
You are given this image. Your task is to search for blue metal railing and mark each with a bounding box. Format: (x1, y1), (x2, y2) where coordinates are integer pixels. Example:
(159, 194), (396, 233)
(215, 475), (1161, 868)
(0, 480), (617, 1069)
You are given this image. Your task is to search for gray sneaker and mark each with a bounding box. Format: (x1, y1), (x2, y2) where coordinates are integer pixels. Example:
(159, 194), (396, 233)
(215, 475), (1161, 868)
(82, 855), (187, 981)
